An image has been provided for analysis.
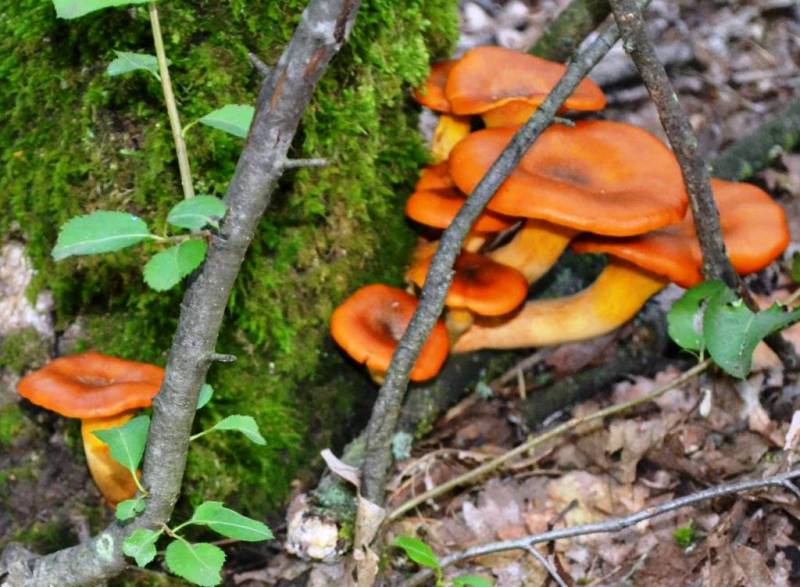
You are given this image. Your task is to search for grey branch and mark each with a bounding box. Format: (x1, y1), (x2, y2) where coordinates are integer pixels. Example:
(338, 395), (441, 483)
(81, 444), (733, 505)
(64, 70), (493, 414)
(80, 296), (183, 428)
(248, 51), (271, 78)
(401, 468), (800, 587)
(0, 1), (360, 585)
(207, 352), (237, 363)
(283, 157), (329, 169)
(360, 7), (641, 504)
(525, 546), (568, 587)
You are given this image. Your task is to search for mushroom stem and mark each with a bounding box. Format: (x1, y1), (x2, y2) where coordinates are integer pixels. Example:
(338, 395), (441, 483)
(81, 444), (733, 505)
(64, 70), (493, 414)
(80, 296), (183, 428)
(463, 233), (486, 253)
(445, 308), (475, 342)
(431, 114), (471, 163)
(488, 220), (578, 283)
(452, 259), (668, 352)
(81, 412), (139, 506)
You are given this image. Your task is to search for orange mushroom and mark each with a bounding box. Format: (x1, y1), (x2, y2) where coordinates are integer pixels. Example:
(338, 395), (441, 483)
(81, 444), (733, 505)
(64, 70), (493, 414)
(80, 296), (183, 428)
(445, 46), (607, 126)
(17, 352), (163, 505)
(453, 179), (789, 352)
(331, 284), (449, 383)
(447, 122), (688, 282)
(407, 250), (528, 338)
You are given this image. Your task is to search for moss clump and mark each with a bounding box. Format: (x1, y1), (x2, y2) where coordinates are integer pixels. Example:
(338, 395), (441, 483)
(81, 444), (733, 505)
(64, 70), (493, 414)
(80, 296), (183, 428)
(0, 328), (51, 375)
(1, 0), (459, 514)
(0, 406), (27, 448)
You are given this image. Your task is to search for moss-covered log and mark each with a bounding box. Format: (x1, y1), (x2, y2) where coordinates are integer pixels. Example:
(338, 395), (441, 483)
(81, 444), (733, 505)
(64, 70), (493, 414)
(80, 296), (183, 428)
(0, 0), (459, 517)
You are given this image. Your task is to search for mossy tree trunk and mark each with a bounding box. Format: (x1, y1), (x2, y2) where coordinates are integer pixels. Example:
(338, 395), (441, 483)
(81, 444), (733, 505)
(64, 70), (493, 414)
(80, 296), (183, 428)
(0, 0), (458, 516)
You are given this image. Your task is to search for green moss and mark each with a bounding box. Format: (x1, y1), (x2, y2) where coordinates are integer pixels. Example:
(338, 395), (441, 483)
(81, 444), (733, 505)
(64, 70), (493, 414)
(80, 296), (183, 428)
(0, 406), (27, 448)
(0, 328), (50, 374)
(1, 0), (459, 515)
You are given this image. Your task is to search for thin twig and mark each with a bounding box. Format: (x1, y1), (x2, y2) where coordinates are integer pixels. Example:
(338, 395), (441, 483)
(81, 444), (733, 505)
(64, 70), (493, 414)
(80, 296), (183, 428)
(525, 546), (568, 587)
(360, 4), (645, 505)
(401, 467), (800, 586)
(283, 157), (329, 169)
(148, 3), (195, 200)
(388, 359), (710, 522)
(0, 1), (361, 584)
(248, 51), (271, 78)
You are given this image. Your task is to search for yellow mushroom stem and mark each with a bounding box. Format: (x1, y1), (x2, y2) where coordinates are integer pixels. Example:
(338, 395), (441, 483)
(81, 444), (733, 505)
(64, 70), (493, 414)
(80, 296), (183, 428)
(367, 367), (387, 385)
(463, 233), (487, 252)
(452, 259), (668, 352)
(488, 219), (578, 283)
(445, 308), (475, 343)
(481, 101), (536, 128)
(81, 411), (139, 506)
(431, 114), (471, 163)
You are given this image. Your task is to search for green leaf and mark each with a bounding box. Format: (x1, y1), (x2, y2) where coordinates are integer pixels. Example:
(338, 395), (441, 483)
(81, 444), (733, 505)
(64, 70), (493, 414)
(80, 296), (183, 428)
(452, 576), (494, 587)
(196, 384), (214, 410)
(143, 240), (207, 291)
(94, 415), (150, 475)
(52, 0), (150, 19)
(167, 196), (227, 230)
(123, 528), (159, 567)
(52, 211), (153, 260)
(116, 497), (146, 521)
(667, 280), (727, 352)
(107, 51), (164, 81)
(189, 501), (273, 542)
(392, 536), (441, 571)
(198, 105), (254, 138)
(704, 287), (800, 378)
(207, 415), (266, 445)
(164, 540), (225, 587)
(791, 253), (800, 284)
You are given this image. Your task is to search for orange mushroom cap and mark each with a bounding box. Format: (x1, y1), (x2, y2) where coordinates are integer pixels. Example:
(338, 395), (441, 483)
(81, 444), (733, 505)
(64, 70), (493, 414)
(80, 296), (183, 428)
(407, 251), (528, 317)
(413, 60), (457, 112)
(445, 46), (606, 116)
(415, 163), (457, 192)
(331, 285), (449, 381)
(406, 184), (516, 235)
(449, 122), (688, 236)
(572, 179), (790, 288)
(17, 352), (164, 419)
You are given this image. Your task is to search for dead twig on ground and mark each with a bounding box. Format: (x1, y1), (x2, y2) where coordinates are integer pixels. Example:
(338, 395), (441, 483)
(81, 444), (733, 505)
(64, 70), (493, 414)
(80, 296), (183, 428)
(400, 467), (800, 587)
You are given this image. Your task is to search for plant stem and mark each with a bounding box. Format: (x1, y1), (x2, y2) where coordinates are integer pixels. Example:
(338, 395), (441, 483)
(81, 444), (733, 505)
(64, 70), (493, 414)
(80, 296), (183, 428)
(148, 3), (195, 200)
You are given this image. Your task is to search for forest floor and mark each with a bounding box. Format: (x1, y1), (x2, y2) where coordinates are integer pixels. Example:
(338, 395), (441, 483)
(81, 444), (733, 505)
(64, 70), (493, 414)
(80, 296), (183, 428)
(239, 1), (800, 586)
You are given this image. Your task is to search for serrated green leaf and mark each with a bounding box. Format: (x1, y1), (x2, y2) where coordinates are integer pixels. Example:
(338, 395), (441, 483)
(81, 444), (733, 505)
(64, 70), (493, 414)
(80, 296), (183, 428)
(123, 528), (159, 567)
(167, 196), (227, 230)
(52, 211), (153, 260)
(164, 540), (225, 587)
(52, 0), (150, 19)
(392, 536), (441, 571)
(196, 384), (214, 410)
(452, 576), (494, 587)
(207, 415), (266, 445)
(198, 105), (254, 138)
(667, 280), (727, 352)
(704, 287), (800, 378)
(143, 240), (207, 291)
(107, 51), (164, 81)
(94, 415), (150, 475)
(189, 501), (273, 542)
(116, 497), (146, 521)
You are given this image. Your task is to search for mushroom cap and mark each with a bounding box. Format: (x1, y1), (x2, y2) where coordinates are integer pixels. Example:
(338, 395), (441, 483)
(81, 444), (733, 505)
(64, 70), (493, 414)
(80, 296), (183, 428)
(330, 284), (449, 381)
(449, 122), (688, 236)
(445, 46), (606, 116)
(572, 179), (790, 288)
(415, 163), (457, 192)
(406, 174), (516, 234)
(413, 60), (457, 112)
(407, 251), (528, 316)
(17, 352), (164, 419)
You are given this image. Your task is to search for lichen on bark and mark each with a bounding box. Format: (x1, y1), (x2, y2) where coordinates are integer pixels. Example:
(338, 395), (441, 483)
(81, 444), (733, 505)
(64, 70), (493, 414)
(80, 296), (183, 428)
(0, 0), (459, 515)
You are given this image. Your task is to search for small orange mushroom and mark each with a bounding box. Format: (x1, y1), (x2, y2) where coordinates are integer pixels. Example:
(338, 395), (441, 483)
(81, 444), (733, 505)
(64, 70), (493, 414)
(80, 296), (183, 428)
(453, 179), (789, 352)
(17, 352), (163, 505)
(407, 250), (528, 338)
(331, 284), (449, 383)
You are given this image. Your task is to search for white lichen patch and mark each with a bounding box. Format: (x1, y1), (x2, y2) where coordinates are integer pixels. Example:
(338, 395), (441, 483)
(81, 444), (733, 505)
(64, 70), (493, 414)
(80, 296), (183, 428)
(0, 242), (54, 340)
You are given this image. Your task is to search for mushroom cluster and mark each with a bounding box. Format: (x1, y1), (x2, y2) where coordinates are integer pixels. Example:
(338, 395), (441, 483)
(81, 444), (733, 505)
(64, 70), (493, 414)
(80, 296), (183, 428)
(331, 45), (789, 382)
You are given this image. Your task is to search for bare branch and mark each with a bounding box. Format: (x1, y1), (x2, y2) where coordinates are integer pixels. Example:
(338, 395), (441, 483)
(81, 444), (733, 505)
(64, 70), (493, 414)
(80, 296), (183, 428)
(360, 2), (647, 505)
(283, 157), (329, 169)
(0, 1), (360, 585)
(525, 546), (568, 587)
(401, 467), (800, 587)
(248, 51), (271, 78)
